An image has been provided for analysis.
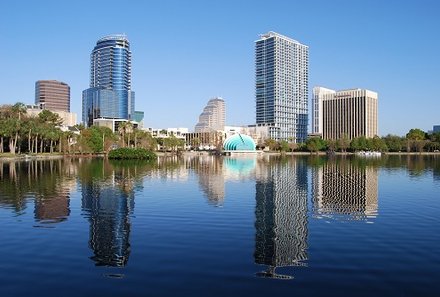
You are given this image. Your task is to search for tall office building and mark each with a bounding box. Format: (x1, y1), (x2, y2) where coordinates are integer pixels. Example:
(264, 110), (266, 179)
(194, 97), (225, 132)
(312, 87), (378, 140)
(82, 34), (135, 127)
(35, 80), (70, 112)
(255, 31), (309, 142)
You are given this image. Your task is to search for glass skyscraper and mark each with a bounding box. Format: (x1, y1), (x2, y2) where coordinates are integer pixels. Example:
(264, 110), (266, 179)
(82, 35), (135, 127)
(255, 31), (309, 142)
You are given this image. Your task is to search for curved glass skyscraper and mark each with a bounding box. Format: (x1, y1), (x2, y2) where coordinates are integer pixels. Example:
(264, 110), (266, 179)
(82, 35), (135, 127)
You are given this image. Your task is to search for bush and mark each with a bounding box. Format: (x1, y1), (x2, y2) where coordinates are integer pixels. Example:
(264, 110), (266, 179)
(108, 147), (157, 160)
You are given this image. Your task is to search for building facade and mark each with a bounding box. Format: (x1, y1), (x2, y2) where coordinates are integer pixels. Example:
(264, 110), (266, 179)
(35, 80), (70, 112)
(26, 104), (77, 127)
(194, 97), (225, 132)
(82, 35), (135, 127)
(255, 31), (309, 142)
(312, 87), (378, 140)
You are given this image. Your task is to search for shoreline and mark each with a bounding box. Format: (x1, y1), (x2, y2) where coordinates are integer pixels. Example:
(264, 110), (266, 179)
(1, 151), (439, 162)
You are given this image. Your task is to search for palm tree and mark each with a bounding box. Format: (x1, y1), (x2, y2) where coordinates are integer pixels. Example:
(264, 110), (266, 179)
(118, 122), (128, 147)
(12, 102), (27, 121)
(118, 121), (133, 147)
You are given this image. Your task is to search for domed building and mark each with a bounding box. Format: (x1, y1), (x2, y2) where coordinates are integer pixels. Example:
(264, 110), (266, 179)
(223, 134), (256, 152)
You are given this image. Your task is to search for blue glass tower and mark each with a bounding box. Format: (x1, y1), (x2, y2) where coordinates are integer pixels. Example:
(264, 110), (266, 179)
(82, 35), (135, 127)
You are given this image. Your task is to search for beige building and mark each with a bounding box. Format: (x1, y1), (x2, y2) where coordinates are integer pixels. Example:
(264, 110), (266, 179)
(26, 105), (77, 127)
(312, 87), (378, 140)
(35, 80), (70, 112)
(194, 97), (225, 132)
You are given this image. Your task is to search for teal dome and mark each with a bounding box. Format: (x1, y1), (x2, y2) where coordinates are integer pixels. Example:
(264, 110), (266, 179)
(223, 134), (256, 151)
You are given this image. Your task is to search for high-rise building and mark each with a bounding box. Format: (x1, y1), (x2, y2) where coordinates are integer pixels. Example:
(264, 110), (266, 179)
(312, 87), (378, 140)
(255, 31), (309, 142)
(82, 34), (135, 127)
(194, 97), (225, 132)
(35, 80), (70, 112)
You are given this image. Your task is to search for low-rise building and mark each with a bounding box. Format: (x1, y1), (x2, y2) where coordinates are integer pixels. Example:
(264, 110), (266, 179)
(26, 104), (77, 127)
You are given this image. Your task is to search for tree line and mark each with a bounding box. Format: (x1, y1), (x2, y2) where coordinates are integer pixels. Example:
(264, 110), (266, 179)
(0, 103), (158, 155)
(262, 129), (440, 153)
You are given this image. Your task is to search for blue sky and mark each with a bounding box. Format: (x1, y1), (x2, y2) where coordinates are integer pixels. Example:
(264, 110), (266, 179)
(0, 0), (439, 136)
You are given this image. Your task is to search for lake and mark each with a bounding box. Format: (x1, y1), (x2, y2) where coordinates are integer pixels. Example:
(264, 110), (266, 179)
(0, 155), (439, 297)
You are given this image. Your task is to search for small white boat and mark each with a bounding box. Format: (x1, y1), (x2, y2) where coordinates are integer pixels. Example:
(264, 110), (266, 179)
(356, 151), (382, 157)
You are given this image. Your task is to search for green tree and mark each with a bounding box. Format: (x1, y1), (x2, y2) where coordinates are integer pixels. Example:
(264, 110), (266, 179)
(406, 128), (426, 152)
(406, 128), (426, 140)
(81, 126), (114, 153)
(370, 136), (388, 152)
(38, 109), (63, 126)
(350, 136), (370, 152)
(136, 131), (157, 151)
(118, 121), (133, 147)
(279, 140), (290, 152)
(337, 133), (350, 152)
(264, 138), (278, 151)
(306, 137), (326, 153)
(382, 134), (404, 152)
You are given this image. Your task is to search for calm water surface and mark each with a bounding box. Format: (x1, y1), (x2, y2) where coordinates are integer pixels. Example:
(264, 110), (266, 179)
(0, 155), (439, 297)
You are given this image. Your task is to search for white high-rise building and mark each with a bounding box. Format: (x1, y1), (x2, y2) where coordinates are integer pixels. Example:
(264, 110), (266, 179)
(194, 97), (225, 132)
(255, 31), (309, 142)
(312, 87), (378, 140)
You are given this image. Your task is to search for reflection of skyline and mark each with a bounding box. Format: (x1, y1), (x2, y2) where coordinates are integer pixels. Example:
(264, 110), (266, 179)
(254, 157), (308, 279)
(190, 156), (225, 206)
(188, 155), (257, 206)
(311, 160), (378, 221)
(81, 166), (135, 267)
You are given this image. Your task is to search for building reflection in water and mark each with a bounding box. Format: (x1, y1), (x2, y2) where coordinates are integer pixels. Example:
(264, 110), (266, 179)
(190, 155), (225, 206)
(81, 161), (135, 267)
(254, 157), (308, 279)
(34, 160), (77, 224)
(311, 159), (378, 221)
(0, 159), (75, 224)
(189, 155), (257, 206)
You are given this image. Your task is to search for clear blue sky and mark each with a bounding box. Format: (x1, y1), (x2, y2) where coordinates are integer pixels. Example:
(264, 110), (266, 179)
(1, 0), (439, 136)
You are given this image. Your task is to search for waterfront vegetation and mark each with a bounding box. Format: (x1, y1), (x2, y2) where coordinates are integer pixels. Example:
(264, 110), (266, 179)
(1, 102), (440, 156)
(108, 148), (157, 160)
(261, 129), (440, 153)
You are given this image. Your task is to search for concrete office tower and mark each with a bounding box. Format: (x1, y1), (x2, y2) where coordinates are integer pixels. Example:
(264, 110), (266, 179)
(82, 35), (135, 127)
(35, 80), (70, 112)
(255, 31), (309, 142)
(194, 97), (225, 132)
(312, 87), (378, 140)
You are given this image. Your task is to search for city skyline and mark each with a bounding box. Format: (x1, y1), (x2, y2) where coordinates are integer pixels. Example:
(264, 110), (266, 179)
(0, 0), (439, 135)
